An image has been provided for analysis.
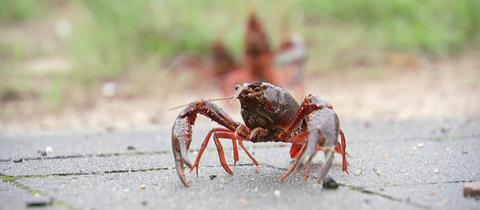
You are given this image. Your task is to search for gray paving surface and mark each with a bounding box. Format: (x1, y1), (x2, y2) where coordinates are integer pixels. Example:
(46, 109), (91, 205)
(1, 118), (479, 210)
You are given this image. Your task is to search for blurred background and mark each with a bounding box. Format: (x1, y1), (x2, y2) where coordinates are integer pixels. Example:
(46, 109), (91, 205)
(1, 0), (479, 133)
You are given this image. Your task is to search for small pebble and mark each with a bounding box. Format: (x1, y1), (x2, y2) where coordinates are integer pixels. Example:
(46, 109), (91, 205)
(45, 146), (53, 153)
(322, 177), (339, 189)
(253, 187), (259, 192)
(354, 169), (363, 176)
(440, 124), (452, 133)
(383, 153), (391, 160)
(274, 190), (281, 197)
(220, 177), (228, 184)
(433, 169), (440, 174)
(140, 184), (146, 190)
(126, 146), (136, 151)
(209, 175), (217, 180)
(38, 146), (54, 157)
(239, 197), (249, 206)
(26, 197), (53, 207)
(141, 201), (147, 206)
(123, 189), (130, 192)
(374, 168), (382, 176)
(417, 142), (424, 148)
(363, 121), (371, 128)
(464, 182), (480, 197)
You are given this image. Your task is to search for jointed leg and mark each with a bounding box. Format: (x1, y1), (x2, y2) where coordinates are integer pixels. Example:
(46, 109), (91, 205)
(213, 135), (233, 175)
(191, 128), (259, 176)
(303, 161), (313, 181)
(281, 126), (333, 182)
(286, 130), (310, 158)
(339, 129), (348, 172)
(232, 136), (239, 166)
(280, 143), (306, 182)
(238, 140), (260, 166)
(191, 128), (230, 176)
(212, 132), (259, 166)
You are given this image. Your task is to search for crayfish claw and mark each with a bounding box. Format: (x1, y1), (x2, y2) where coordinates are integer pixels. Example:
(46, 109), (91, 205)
(317, 150), (335, 183)
(172, 139), (190, 187)
(172, 115), (196, 187)
(180, 151), (193, 169)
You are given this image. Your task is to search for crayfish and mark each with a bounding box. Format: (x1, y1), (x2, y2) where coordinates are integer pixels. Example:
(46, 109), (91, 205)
(171, 82), (347, 187)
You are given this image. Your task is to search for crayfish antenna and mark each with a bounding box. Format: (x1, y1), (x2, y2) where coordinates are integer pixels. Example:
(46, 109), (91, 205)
(168, 102), (192, 111)
(168, 96), (235, 111)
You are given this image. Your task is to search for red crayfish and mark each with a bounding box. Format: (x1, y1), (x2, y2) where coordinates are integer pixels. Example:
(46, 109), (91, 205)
(171, 82), (347, 187)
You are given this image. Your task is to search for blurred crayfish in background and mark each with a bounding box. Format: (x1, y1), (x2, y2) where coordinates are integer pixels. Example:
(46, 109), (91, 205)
(171, 12), (307, 97)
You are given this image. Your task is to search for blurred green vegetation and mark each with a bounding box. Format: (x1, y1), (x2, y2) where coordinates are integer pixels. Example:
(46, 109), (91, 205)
(67, 0), (480, 82)
(0, 0), (44, 22)
(0, 0), (479, 106)
(302, 0), (480, 54)
(68, 0), (248, 82)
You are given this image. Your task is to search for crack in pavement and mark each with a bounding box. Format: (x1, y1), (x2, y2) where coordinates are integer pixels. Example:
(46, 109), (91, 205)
(338, 183), (431, 210)
(382, 179), (480, 187)
(0, 167), (171, 179)
(0, 164), (258, 179)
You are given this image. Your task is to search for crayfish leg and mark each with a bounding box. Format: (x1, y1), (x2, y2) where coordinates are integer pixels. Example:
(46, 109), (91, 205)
(339, 129), (348, 173)
(213, 136), (234, 175)
(191, 128), (216, 177)
(280, 144), (306, 182)
(289, 144), (303, 159)
(238, 140), (260, 166)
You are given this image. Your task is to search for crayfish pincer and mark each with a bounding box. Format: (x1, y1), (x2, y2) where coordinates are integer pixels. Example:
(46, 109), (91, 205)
(171, 82), (347, 187)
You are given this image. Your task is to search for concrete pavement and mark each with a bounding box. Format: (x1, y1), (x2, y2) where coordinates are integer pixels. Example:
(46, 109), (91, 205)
(1, 118), (479, 210)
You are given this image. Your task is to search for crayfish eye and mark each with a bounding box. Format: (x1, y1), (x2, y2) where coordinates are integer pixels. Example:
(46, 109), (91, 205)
(234, 84), (241, 91)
